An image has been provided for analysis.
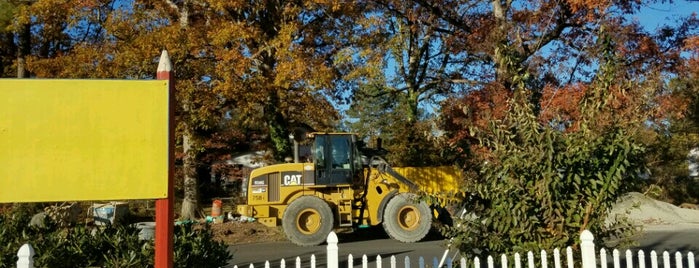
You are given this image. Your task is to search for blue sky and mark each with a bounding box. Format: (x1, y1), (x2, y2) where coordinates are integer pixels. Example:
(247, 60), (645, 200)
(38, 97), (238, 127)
(636, 1), (698, 31)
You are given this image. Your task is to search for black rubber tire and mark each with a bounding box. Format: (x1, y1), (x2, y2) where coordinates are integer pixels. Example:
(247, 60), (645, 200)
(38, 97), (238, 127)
(282, 196), (334, 246)
(382, 193), (432, 243)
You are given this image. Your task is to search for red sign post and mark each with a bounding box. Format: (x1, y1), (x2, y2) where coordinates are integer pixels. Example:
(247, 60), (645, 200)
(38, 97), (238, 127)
(155, 50), (175, 268)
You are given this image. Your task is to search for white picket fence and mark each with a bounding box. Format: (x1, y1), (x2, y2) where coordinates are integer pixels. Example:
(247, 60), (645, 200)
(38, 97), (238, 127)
(15, 230), (697, 268)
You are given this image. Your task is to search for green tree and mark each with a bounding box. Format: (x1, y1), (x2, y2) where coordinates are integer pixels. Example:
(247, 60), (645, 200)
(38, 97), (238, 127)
(341, 1), (461, 166)
(442, 33), (646, 255)
(643, 35), (699, 204)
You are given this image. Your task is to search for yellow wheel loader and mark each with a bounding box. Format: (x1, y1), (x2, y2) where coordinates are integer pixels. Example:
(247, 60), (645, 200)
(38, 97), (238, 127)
(236, 132), (461, 246)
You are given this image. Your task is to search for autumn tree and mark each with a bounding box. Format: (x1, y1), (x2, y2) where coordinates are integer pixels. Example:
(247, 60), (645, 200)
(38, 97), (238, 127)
(206, 1), (361, 163)
(19, 0), (230, 220)
(16, 0), (357, 220)
(418, 0), (699, 255)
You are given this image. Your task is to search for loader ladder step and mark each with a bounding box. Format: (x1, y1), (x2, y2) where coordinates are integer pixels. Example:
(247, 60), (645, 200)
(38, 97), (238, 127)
(337, 199), (353, 227)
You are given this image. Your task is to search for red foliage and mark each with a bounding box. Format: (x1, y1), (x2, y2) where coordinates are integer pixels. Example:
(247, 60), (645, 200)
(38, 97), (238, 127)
(539, 83), (587, 132)
(441, 83), (512, 149)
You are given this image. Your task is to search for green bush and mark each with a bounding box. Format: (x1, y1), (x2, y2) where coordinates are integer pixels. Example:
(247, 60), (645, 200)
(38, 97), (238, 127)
(0, 209), (232, 268)
(173, 224), (232, 268)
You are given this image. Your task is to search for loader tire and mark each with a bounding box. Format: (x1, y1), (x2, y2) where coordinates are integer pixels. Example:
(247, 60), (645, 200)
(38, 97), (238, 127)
(382, 193), (432, 243)
(282, 196), (334, 246)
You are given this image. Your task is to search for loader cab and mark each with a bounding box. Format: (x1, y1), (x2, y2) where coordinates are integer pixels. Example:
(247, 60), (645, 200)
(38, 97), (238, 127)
(311, 133), (363, 185)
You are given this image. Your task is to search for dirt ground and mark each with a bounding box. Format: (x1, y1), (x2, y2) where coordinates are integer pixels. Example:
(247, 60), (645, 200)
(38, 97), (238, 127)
(211, 192), (699, 245)
(15, 191), (695, 246)
(208, 220), (288, 245)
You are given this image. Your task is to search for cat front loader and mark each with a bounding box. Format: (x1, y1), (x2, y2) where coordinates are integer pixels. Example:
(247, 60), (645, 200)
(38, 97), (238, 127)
(235, 132), (461, 246)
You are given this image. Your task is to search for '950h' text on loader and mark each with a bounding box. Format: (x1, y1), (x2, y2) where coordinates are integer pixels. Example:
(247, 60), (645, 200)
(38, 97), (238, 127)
(236, 132), (461, 246)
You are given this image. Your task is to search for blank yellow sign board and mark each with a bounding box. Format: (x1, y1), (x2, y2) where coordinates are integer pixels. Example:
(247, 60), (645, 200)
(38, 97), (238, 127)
(0, 79), (169, 202)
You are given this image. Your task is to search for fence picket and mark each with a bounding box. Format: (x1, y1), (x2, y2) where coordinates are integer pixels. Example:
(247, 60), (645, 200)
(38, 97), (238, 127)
(568, 247), (575, 268)
(14, 229), (699, 268)
(581, 230), (597, 268)
(689, 252), (696, 268)
(555, 248), (562, 268)
(651, 251), (659, 268)
(601, 249), (608, 268)
(327, 232), (338, 268)
(16, 244), (34, 268)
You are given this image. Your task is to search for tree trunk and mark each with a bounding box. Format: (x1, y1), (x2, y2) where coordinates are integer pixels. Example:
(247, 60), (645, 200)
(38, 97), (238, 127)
(16, 23), (30, 78)
(264, 91), (292, 161)
(180, 129), (199, 220)
(1, 32), (16, 76)
(167, 0), (200, 221)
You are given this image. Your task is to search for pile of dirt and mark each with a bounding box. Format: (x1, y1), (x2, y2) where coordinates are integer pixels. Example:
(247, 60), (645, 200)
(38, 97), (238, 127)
(608, 192), (699, 226)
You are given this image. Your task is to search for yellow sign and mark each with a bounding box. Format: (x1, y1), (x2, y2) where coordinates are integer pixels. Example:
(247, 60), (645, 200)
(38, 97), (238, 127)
(0, 79), (170, 202)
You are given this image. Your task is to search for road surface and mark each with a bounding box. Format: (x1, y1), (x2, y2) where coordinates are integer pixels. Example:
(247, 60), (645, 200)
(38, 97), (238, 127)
(225, 225), (699, 268)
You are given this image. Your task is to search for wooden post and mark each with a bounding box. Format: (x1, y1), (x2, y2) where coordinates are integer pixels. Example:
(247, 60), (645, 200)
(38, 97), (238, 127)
(580, 230), (597, 268)
(155, 49), (175, 268)
(16, 244), (34, 268)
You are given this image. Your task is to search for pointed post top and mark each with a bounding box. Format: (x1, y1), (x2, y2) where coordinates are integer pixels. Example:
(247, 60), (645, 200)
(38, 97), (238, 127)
(157, 50), (172, 72)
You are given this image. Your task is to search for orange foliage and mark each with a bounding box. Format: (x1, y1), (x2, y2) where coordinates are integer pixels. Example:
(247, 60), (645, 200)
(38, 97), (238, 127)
(565, 0), (612, 13)
(685, 36), (699, 74)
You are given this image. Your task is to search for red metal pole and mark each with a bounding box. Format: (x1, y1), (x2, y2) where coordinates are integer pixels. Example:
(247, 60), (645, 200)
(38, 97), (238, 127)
(155, 50), (175, 268)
